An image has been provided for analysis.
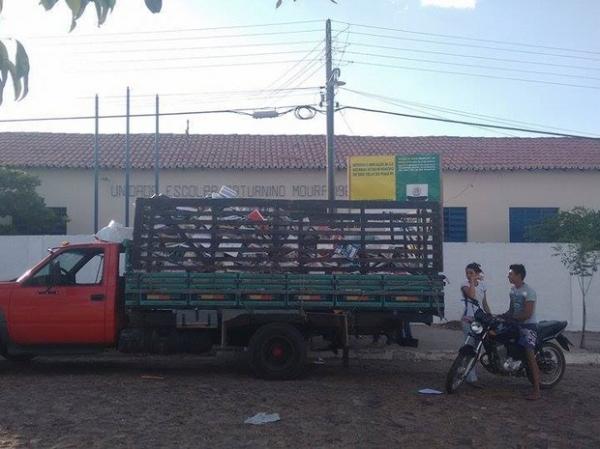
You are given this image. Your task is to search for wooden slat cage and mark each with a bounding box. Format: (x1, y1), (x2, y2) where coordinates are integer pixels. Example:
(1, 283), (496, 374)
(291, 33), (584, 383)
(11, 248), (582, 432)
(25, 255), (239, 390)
(130, 198), (443, 275)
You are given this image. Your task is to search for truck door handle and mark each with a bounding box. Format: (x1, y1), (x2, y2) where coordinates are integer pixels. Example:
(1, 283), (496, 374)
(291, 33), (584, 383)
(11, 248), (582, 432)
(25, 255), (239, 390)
(38, 289), (57, 295)
(90, 294), (105, 302)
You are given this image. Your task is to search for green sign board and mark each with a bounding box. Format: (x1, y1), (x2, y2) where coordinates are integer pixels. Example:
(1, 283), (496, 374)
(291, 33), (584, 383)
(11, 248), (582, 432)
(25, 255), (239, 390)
(395, 153), (441, 202)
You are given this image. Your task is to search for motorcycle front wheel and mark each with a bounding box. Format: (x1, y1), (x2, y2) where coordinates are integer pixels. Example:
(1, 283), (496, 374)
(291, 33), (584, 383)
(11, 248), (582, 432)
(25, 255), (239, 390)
(527, 341), (566, 389)
(446, 349), (477, 393)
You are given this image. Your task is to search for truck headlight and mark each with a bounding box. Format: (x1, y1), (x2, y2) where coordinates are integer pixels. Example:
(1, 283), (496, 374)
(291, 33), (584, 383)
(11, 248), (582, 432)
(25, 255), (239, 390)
(470, 321), (483, 334)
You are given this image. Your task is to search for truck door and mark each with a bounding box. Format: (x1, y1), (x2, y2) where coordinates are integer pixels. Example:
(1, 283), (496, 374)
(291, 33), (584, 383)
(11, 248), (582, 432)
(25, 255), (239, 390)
(9, 247), (107, 345)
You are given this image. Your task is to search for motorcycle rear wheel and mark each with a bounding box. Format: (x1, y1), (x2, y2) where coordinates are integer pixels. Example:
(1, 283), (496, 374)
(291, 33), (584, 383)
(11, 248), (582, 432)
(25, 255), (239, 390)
(446, 350), (476, 394)
(527, 341), (566, 389)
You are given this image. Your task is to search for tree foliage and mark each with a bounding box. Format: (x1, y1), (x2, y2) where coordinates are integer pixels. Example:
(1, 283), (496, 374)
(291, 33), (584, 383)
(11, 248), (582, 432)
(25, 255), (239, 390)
(0, 0), (332, 106)
(0, 0), (162, 106)
(532, 207), (600, 348)
(0, 167), (68, 235)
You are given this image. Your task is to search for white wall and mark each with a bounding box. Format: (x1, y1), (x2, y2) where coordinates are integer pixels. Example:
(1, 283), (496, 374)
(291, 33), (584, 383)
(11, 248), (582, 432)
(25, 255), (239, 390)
(0, 238), (597, 332)
(443, 243), (599, 332)
(0, 235), (94, 281)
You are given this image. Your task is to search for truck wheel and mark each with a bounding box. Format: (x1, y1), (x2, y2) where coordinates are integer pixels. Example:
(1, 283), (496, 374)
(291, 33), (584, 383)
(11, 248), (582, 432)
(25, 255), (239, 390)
(248, 323), (307, 380)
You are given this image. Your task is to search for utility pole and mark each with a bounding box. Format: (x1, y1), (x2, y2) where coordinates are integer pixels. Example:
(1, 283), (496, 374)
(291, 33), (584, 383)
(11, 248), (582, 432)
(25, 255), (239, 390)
(93, 94), (99, 233)
(125, 86), (131, 227)
(325, 19), (335, 201)
(154, 94), (160, 196)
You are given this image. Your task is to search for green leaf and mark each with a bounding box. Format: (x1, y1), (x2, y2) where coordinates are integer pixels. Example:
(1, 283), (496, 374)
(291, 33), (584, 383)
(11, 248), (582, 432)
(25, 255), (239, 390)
(15, 41), (30, 100)
(0, 41), (8, 83)
(6, 61), (21, 101)
(0, 42), (9, 106)
(94, 0), (114, 26)
(75, 0), (90, 20)
(65, 0), (82, 15)
(39, 0), (60, 10)
(144, 0), (162, 13)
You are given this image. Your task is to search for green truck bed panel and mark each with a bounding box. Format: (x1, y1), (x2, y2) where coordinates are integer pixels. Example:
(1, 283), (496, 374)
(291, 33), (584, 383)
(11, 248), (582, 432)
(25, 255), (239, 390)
(125, 272), (445, 315)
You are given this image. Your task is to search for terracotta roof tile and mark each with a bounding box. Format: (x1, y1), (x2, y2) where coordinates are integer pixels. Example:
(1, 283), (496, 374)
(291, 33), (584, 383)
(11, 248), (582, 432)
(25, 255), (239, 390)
(0, 132), (599, 171)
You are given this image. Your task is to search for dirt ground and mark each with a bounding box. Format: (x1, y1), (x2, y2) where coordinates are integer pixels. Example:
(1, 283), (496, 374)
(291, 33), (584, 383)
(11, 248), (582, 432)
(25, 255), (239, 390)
(1, 353), (599, 449)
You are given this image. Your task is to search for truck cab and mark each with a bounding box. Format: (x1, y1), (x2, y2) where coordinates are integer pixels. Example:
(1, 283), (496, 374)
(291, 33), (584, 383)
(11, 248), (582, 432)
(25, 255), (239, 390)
(0, 242), (122, 359)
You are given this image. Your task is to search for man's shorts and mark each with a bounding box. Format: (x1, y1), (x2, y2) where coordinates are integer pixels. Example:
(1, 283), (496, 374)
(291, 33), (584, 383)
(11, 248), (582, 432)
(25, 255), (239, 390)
(518, 324), (538, 350)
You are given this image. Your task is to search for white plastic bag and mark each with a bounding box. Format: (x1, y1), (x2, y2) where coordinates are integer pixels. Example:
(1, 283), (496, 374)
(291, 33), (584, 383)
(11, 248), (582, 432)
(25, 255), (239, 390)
(95, 220), (133, 243)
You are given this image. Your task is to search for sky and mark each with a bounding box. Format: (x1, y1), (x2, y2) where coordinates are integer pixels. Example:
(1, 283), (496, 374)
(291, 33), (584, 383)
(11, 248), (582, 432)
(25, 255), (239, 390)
(0, 0), (599, 138)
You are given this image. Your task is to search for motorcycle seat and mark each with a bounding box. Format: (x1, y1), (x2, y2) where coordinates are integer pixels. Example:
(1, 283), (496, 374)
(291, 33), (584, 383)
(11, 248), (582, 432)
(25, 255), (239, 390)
(537, 320), (567, 339)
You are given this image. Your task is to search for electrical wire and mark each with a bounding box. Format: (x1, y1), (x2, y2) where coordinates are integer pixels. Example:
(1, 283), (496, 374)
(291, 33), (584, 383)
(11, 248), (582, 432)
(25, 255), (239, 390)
(80, 40), (320, 55)
(340, 89), (518, 137)
(259, 39), (325, 98)
(75, 59), (318, 73)
(267, 26), (346, 103)
(333, 21), (600, 56)
(340, 59), (600, 90)
(12, 20), (324, 40)
(269, 59), (326, 103)
(98, 49), (318, 65)
(36, 29), (323, 47)
(343, 50), (600, 82)
(79, 86), (321, 100)
(342, 88), (598, 137)
(345, 42), (600, 73)
(0, 104), (321, 123)
(338, 30), (600, 63)
(336, 105), (598, 139)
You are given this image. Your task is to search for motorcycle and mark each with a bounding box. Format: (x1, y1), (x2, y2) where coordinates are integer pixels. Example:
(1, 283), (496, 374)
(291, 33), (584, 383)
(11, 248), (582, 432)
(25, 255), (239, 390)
(446, 299), (572, 393)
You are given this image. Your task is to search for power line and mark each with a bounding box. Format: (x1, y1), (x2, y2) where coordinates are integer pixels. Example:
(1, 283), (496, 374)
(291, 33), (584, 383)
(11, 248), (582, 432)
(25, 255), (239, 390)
(340, 89), (528, 137)
(259, 40), (324, 98)
(333, 21), (600, 56)
(0, 104), (322, 123)
(75, 59), (318, 73)
(96, 91), (320, 108)
(341, 59), (600, 90)
(37, 29), (323, 47)
(342, 87), (599, 137)
(340, 30), (600, 63)
(271, 60), (326, 103)
(346, 42), (600, 73)
(343, 50), (600, 82)
(80, 86), (321, 100)
(98, 49), (317, 65)
(267, 25), (347, 102)
(12, 20), (324, 40)
(80, 40), (320, 55)
(336, 105), (597, 139)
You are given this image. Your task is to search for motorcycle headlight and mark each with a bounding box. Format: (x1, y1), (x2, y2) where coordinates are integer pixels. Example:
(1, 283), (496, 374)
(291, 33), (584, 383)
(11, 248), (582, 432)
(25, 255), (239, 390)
(470, 321), (484, 334)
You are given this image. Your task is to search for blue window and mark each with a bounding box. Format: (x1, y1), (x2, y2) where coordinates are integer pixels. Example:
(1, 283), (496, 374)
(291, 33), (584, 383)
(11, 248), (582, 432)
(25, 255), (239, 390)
(509, 208), (558, 242)
(444, 207), (467, 242)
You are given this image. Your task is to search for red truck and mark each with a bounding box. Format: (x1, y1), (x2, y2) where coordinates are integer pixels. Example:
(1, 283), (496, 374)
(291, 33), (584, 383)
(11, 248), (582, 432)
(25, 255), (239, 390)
(0, 198), (444, 379)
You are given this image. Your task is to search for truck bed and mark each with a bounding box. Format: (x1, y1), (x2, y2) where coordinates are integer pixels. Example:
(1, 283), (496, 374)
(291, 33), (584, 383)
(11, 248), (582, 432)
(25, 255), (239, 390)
(125, 198), (445, 317)
(125, 272), (444, 316)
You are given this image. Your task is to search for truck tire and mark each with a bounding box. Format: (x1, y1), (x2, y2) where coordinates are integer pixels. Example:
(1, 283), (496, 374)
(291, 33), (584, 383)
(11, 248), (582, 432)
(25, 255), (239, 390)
(248, 323), (307, 380)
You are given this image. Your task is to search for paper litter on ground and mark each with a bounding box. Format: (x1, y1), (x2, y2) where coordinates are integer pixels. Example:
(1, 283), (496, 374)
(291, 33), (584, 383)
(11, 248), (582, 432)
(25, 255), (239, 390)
(418, 388), (443, 395)
(244, 412), (281, 425)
